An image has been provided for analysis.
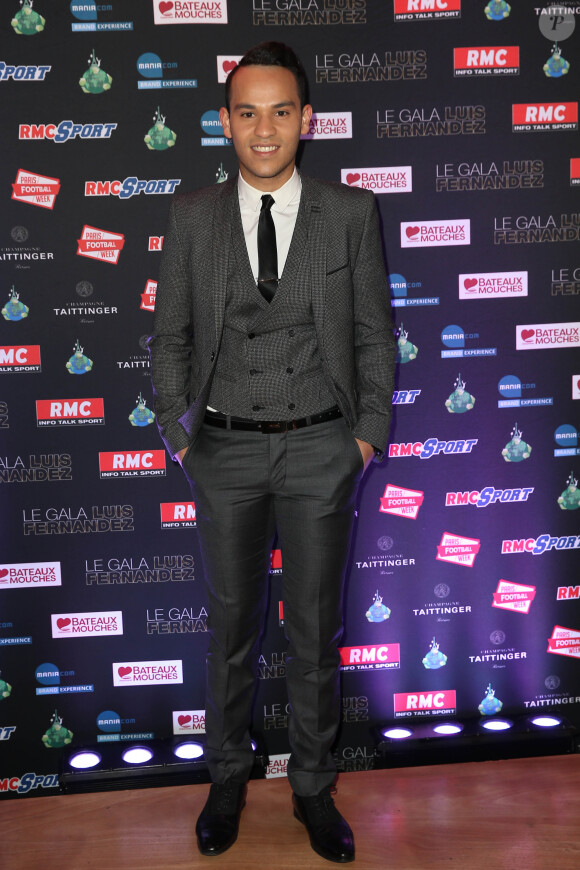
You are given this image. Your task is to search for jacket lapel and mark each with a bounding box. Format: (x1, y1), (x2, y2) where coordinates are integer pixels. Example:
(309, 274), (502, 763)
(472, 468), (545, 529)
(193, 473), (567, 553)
(211, 178), (238, 341)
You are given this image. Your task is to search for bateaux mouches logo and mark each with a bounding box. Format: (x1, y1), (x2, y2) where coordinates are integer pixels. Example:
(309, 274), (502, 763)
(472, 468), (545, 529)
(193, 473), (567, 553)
(394, 0), (460, 20)
(379, 483), (423, 519)
(341, 166), (412, 194)
(302, 112), (352, 140)
(0, 562), (61, 590)
(216, 56), (241, 84)
(36, 398), (104, 426)
(19, 121), (117, 142)
(70, 2), (133, 32)
(401, 219), (470, 248)
(454, 46), (519, 76)
(512, 102), (578, 132)
(0, 345), (41, 373)
(161, 501), (196, 528)
(492, 580), (536, 615)
(12, 169), (60, 209)
(173, 710), (205, 734)
(152, 1), (228, 24)
(51, 610), (123, 638)
(437, 532), (480, 567)
(459, 271), (527, 300)
(339, 643), (401, 671)
(113, 659), (183, 686)
(99, 450), (166, 478)
(517, 322), (580, 350)
(547, 626), (580, 660)
(77, 225), (124, 264)
(394, 690), (457, 718)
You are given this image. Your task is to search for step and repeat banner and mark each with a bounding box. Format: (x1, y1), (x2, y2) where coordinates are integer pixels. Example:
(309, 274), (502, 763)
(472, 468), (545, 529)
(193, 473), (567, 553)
(1, 1), (579, 799)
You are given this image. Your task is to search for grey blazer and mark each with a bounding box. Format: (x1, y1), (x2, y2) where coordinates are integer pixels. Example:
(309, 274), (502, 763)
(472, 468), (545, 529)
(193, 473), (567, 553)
(148, 173), (396, 459)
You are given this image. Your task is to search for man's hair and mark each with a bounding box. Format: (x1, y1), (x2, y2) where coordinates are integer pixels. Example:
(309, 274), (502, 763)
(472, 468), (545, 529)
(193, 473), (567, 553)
(225, 42), (308, 111)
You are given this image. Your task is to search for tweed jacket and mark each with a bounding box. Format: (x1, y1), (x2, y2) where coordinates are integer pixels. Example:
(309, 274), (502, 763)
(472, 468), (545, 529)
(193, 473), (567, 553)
(148, 173), (396, 459)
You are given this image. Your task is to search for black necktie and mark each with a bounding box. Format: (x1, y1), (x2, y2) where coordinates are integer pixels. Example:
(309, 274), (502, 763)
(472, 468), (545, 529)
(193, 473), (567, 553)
(257, 194), (278, 302)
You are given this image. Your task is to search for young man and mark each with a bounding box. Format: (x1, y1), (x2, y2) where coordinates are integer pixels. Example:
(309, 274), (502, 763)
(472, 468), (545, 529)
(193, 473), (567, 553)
(148, 42), (395, 863)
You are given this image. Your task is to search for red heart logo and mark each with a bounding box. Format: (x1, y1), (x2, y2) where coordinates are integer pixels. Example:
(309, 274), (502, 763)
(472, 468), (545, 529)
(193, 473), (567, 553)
(521, 329), (534, 341)
(223, 60), (237, 73)
(464, 278), (477, 290)
(159, 1), (173, 13)
(118, 666), (132, 678)
(57, 618), (71, 630)
(346, 173), (361, 185)
(178, 715), (192, 726)
(0, 568), (9, 581)
(577, 378), (580, 391)
(406, 226), (420, 239)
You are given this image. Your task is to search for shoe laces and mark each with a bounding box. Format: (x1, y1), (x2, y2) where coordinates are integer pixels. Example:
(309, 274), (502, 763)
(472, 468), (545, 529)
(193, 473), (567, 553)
(302, 786), (342, 826)
(209, 782), (241, 814)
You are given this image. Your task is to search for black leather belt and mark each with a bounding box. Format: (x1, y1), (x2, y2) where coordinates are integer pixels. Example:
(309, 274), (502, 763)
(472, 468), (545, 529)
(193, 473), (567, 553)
(204, 406), (342, 434)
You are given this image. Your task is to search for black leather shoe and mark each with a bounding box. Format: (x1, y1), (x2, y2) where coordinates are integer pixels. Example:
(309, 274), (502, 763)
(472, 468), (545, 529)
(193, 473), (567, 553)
(293, 787), (355, 863)
(195, 781), (247, 856)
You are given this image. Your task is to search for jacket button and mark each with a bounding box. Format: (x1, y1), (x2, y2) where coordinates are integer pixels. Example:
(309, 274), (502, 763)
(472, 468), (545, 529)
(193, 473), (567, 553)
(210, 351), (215, 361)
(248, 332), (255, 340)
(288, 403), (296, 411)
(286, 367), (293, 374)
(252, 405), (261, 412)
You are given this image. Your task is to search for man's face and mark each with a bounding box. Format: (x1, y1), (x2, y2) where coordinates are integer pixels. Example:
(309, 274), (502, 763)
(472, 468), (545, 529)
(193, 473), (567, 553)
(219, 65), (312, 191)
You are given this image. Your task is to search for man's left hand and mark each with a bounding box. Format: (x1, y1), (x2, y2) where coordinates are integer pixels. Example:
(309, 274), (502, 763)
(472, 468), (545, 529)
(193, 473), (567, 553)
(355, 438), (375, 472)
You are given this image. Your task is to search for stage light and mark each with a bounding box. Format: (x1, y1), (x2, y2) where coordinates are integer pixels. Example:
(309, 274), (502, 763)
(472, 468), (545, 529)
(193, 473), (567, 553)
(530, 716), (562, 728)
(68, 750), (102, 770)
(432, 722), (463, 736)
(122, 745), (155, 764)
(481, 718), (512, 732)
(173, 741), (204, 760)
(382, 727), (413, 739)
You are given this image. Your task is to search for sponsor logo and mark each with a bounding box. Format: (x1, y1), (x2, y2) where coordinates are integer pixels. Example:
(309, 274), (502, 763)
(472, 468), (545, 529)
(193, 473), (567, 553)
(401, 219), (470, 248)
(497, 374), (552, 408)
(0, 773), (59, 795)
(316, 49), (427, 84)
(96, 710), (148, 743)
(342, 166), (411, 193)
(512, 102), (578, 131)
(0, 344), (41, 373)
(394, 690), (456, 718)
(436, 532), (480, 567)
(502, 534), (580, 555)
(35, 662), (93, 695)
(552, 266), (580, 296)
(379, 483), (423, 518)
(0, 63), (51, 81)
(459, 271), (527, 299)
(413, 599), (472, 618)
(113, 660), (183, 686)
(270, 549), (282, 574)
(516, 322), (580, 350)
(24, 505), (134, 536)
(265, 754), (290, 779)
(0, 225), (54, 265)
(390, 273), (438, 307)
(0, 562), (61, 589)
(146, 605), (207, 635)
(377, 105), (485, 138)
(0, 727), (16, 741)
(160, 501), (196, 528)
(252, 0), (367, 26)
(99, 450), (166, 478)
(51, 611), (123, 638)
(85, 555), (194, 586)
(12, 169), (60, 209)
(148, 236), (164, 251)
(574, 375), (580, 400)
(141, 280), (157, 311)
(558, 586), (580, 601)
(547, 626), (580, 659)
(389, 437), (478, 458)
(200, 109), (231, 147)
(393, 389), (421, 403)
(441, 324), (496, 358)
(137, 52), (196, 89)
(173, 710), (205, 734)
(492, 580), (536, 615)
(216, 55), (241, 83)
(53, 301), (118, 320)
(453, 46), (519, 76)
(436, 160), (543, 192)
(571, 158), (580, 186)
(19, 121), (117, 141)
(554, 423), (579, 457)
(302, 112), (352, 140)
(36, 398), (104, 427)
(77, 226), (124, 264)
(340, 643), (401, 671)
(70, 1), (133, 31)
(85, 178), (180, 198)
(445, 486), (534, 508)
(153, 0), (228, 24)
(394, 0), (460, 20)
(0, 453), (71, 483)
(494, 213), (580, 245)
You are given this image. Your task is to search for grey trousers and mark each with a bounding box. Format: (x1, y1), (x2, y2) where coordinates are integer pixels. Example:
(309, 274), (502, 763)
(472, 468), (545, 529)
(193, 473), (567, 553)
(182, 415), (363, 796)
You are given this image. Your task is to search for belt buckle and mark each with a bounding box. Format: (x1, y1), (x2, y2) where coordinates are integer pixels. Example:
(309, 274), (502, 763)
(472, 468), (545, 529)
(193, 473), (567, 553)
(260, 420), (287, 434)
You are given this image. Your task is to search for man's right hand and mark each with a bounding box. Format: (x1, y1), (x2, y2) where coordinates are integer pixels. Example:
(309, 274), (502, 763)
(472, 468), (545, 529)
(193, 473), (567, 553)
(176, 447), (188, 466)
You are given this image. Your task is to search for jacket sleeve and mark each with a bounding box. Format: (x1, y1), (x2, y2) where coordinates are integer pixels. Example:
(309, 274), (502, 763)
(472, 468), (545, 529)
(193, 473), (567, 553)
(147, 199), (194, 459)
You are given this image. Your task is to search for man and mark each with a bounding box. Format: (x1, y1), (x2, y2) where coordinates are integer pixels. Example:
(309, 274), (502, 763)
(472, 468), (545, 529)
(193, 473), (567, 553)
(148, 42), (395, 863)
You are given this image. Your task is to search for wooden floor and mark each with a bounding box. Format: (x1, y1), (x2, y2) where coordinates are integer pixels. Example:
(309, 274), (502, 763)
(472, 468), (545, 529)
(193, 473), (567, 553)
(2, 754), (579, 870)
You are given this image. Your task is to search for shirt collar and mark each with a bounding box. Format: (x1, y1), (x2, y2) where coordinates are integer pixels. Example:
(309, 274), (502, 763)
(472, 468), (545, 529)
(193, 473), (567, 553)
(237, 168), (301, 213)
